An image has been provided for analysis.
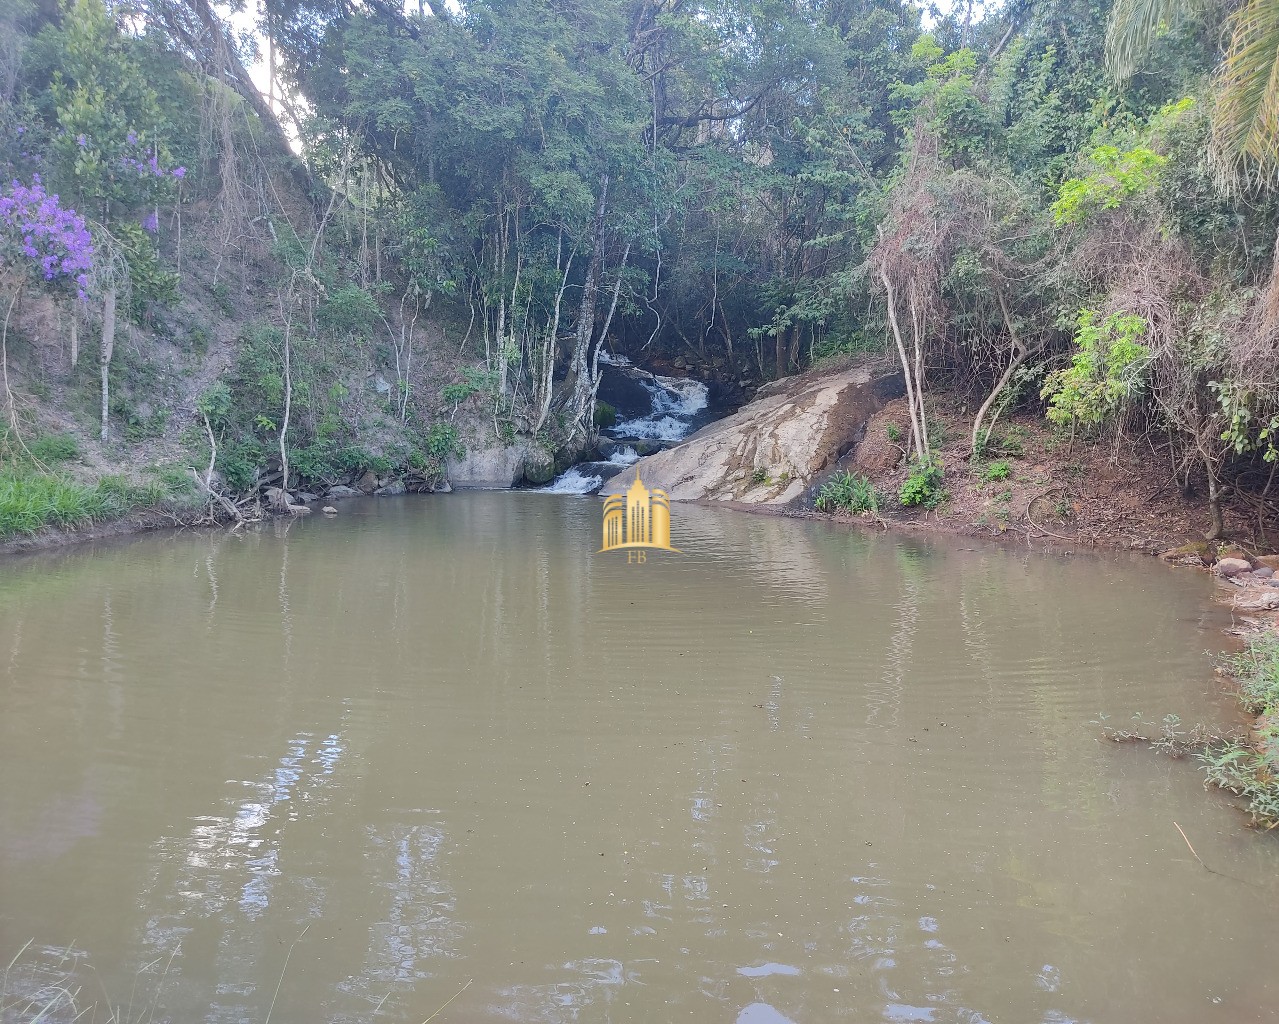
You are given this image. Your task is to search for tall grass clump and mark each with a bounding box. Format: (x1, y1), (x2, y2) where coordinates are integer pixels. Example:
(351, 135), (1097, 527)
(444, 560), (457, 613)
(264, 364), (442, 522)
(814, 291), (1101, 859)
(0, 470), (113, 537)
(815, 471), (879, 513)
(0, 469), (167, 539)
(1198, 633), (1279, 829)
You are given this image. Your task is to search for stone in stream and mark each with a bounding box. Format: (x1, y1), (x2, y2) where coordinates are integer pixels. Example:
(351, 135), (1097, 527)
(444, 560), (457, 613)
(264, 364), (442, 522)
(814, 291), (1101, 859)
(326, 484), (361, 499)
(600, 364), (901, 505)
(375, 480), (407, 496)
(1215, 557), (1254, 577)
(322, 505), (337, 515)
(1233, 589), (1279, 611)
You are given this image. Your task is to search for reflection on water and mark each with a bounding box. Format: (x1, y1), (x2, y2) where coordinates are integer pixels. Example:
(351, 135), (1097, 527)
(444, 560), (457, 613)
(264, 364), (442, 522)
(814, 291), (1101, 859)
(1, 493), (1277, 1023)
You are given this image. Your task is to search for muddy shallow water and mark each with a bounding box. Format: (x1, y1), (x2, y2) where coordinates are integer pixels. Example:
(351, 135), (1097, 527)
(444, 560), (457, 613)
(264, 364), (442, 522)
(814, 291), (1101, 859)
(1, 493), (1276, 1023)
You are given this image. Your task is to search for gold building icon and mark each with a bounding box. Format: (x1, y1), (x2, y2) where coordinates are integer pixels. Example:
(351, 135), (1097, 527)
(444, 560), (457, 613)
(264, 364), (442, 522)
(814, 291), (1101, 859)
(600, 470), (680, 556)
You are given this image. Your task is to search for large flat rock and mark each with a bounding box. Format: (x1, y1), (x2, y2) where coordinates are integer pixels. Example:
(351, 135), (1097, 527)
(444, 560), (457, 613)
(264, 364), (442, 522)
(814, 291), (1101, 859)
(602, 364), (895, 504)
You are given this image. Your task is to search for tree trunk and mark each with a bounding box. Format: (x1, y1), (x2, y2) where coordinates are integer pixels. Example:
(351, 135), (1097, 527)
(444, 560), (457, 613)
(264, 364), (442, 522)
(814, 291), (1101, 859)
(565, 174), (610, 433)
(99, 286), (116, 442)
(1204, 454), (1224, 540)
(880, 270), (927, 465)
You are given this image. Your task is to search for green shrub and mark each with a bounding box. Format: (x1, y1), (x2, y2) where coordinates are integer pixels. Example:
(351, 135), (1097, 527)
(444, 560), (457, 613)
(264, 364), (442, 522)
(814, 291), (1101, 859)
(424, 422), (463, 462)
(1041, 310), (1151, 429)
(751, 467), (770, 486)
(317, 284), (379, 341)
(815, 471), (879, 513)
(982, 460), (1011, 481)
(885, 423), (903, 444)
(899, 458), (945, 508)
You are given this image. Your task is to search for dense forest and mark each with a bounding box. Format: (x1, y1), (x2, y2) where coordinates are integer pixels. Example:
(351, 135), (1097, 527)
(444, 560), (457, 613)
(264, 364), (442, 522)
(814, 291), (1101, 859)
(2, 0), (1279, 536)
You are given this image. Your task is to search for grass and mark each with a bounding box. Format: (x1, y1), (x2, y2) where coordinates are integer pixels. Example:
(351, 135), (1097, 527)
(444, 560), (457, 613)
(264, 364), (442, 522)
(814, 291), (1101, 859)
(1198, 633), (1279, 829)
(0, 466), (179, 540)
(815, 471), (879, 513)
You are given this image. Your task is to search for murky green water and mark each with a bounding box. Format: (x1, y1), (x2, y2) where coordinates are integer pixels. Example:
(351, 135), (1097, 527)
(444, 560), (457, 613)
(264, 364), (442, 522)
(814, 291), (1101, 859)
(1, 494), (1277, 1023)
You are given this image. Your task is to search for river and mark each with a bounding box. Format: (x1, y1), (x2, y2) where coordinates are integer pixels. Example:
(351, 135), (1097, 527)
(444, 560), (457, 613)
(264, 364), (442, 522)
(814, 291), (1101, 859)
(1, 493), (1277, 1023)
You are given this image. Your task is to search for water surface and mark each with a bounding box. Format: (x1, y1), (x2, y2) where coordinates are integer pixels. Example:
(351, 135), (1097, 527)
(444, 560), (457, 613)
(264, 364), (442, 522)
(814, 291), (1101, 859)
(1, 494), (1276, 1023)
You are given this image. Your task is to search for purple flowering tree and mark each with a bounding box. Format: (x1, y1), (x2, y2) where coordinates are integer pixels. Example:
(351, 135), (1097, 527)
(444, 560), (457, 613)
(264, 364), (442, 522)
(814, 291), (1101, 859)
(0, 176), (95, 435)
(0, 176), (94, 299)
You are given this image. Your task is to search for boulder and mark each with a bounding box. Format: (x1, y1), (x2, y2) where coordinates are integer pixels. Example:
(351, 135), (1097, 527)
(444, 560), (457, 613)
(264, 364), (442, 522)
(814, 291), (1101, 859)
(1215, 557), (1254, 577)
(1255, 567), (1275, 579)
(295, 491), (319, 503)
(600, 364), (896, 505)
(1255, 554), (1279, 572)
(375, 479), (407, 496)
(447, 442), (528, 489)
(355, 470), (380, 493)
(326, 485), (361, 499)
(523, 448), (557, 485)
(1233, 589), (1279, 612)
(321, 506), (338, 515)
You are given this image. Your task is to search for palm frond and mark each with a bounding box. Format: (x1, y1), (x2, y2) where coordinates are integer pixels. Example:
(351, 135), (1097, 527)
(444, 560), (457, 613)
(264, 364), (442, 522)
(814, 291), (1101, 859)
(1212, 0), (1279, 185)
(1105, 0), (1196, 81)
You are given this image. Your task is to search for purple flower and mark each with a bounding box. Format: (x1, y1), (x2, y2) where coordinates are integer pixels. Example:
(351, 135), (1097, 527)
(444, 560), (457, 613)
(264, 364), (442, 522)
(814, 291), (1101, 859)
(77, 134), (87, 148)
(0, 178), (94, 300)
(172, 166), (186, 179)
(142, 211), (158, 233)
(126, 131), (137, 145)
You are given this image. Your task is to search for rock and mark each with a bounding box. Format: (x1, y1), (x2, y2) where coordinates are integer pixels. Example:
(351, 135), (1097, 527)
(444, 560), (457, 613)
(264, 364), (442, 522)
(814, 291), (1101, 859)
(326, 485), (361, 499)
(1255, 554), (1279, 572)
(372, 373), (392, 395)
(1215, 557), (1254, 577)
(375, 479), (407, 496)
(1233, 589), (1279, 612)
(447, 436), (567, 489)
(523, 448), (557, 485)
(355, 470), (380, 493)
(295, 491), (319, 503)
(1159, 540), (1212, 565)
(266, 486), (309, 514)
(434, 480), (453, 493)
(322, 506), (338, 515)
(600, 365), (899, 505)
(1254, 567), (1275, 578)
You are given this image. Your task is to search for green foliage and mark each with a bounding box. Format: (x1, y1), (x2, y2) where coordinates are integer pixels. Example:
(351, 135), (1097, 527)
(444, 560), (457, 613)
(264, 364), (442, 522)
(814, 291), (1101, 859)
(317, 284), (379, 340)
(1041, 311), (1151, 429)
(750, 467), (770, 486)
(1197, 633), (1279, 828)
(424, 422), (463, 463)
(26, 433), (80, 464)
(982, 460), (1011, 481)
(899, 458), (946, 509)
(815, 472), (879, 513)
(1214, 380), (1279, 464)
(1052, 145), (1167, 225)
(0, 465), (168, 538)
(441, 367), (495, 409)
(593, 401), (617, 429)
(885, 423), (903, 444)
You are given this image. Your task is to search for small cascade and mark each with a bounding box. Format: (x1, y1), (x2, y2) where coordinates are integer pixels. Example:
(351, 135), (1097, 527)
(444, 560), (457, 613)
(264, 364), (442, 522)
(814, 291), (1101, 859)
(598, 352), (711, 443)
(537, 354), (715, 495)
